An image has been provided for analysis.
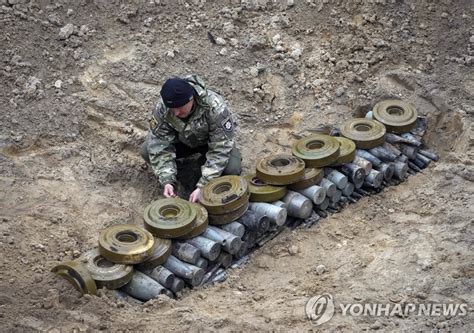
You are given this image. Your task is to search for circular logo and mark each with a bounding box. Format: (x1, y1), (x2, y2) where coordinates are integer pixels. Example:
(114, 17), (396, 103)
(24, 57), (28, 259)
(305, 294), (335, 326)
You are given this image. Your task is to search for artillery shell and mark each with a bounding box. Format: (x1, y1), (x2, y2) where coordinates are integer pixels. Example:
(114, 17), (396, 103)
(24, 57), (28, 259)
(401, 133), (422, 145)
(249, 202), (287, 226)
(324, 168), (348, 190)
(171, 242), (201, 265)
(364, 169), (383, 188)
(236, 210), (269, 235)
(316, 197), (330, 210)
(410, 116), (428, 137)
(386, 132), (421, 146)
(341, 182), (355, 197)
(352, 157), (372, 173)
(282, 191), (313, 219)
(202, 226), (243, 255)
(418, 149), (439, 161)
(295, 185), (326, 205)
(375, 163), (395, 182)
(219, 221), (245, 238)
(141, 266), (174, 289)
(415, 153), (432, 166)
(163, 255), (205, 287)
(185, 236), (221, 261)
(195, 257), (208, 270)
(170, 276), (185, 294)
(98, 224), (155, 265)
(356, 150), (382, 167)
(412, 157), (427, 169)
(383, 142), (402, 156)
(368, 146), (398, 162)
(339, 162), (366, 189)
(121, 271), (168, 301)
(393, 162), (408, 180)
(319, 178), (337, 197)
(397, 144), (419, 160)
(329, 190), (342, 203)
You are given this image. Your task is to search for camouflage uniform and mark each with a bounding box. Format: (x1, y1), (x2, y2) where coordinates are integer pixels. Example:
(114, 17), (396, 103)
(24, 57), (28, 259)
(142, 75), (241, 188)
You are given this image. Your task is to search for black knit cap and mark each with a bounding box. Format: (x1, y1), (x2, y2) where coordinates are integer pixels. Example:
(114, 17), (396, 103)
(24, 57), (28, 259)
(160, 78), (194, 108)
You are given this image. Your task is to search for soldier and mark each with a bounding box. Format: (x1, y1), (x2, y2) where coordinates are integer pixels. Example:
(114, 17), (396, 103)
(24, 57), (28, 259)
(141, 75), (242, 202)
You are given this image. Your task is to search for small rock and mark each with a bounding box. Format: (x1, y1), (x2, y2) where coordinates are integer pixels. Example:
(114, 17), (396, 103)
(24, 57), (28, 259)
(288, 245), (299, 255)
(315, 264), (326, 275)
(98, 79), (107, 89)
(312, 79), (326, 87)
(271, 34), (281, 45)
(219, 48), (228, 56)
(66, 9), (74, 17)
(290, 47), (302, 60)
(54, 80), (63, 88)
(370, 321), (382, 330)
(215, 37), (226, 45)
(420, 260), (433, 271)
(389, 295), (402, 303)
(223, 66), (233, 74)
(335, 87), (345, 97)
(249, 67), (259, 77)
(166, 50), (175, 58)
(275, 45), (286, 52)
(441, 12), (448, 18)
(247, 35), (266, 50)
(415, 292), (428, 300)
(229, 38), (238, 46)
(59, 23), (74, 40)
(470, 35), (474, 44)
(388, 208), (394, 213)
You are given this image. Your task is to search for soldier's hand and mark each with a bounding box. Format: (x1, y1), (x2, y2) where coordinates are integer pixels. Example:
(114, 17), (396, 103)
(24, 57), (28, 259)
(189, 188), (201, 203)
(163, 184), (176, 198)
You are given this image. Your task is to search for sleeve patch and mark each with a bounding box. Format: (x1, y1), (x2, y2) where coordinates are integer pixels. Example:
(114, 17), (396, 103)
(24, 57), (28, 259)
(221, 118), (233, 132)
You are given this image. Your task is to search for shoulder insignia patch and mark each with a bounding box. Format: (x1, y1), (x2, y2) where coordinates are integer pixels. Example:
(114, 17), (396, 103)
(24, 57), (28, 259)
(221, 118), (233, 132)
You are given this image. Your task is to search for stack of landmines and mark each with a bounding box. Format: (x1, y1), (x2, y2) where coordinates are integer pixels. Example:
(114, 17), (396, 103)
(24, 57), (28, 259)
(52, 99), (439, 302)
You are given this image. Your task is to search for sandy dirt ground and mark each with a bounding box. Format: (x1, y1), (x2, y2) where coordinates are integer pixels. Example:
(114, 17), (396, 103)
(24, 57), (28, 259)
(1, 0), (473, 331)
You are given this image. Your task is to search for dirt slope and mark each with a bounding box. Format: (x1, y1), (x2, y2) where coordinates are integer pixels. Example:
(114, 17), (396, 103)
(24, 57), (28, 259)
(0, 0), (472, 331)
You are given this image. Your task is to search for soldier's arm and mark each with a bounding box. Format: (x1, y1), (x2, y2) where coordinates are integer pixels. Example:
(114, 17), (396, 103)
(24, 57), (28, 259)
(197, 105), (236, 188)
(148, 107), (178, 186)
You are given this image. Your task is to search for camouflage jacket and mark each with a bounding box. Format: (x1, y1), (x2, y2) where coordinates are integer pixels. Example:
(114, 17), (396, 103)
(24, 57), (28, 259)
(147, 75), (236, 188)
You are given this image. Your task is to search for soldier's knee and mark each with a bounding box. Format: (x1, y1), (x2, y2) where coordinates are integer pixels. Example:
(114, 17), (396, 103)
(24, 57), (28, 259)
(223, 147), (242, 175)
(140, 138), (150, 164)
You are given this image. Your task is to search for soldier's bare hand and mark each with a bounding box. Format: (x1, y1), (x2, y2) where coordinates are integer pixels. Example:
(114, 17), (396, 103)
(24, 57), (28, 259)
(189, 188), (201, 203)
(163, 184), (176, 198)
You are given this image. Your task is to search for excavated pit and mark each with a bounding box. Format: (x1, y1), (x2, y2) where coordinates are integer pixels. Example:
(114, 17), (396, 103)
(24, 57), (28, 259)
(0, 1), (472, 331)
